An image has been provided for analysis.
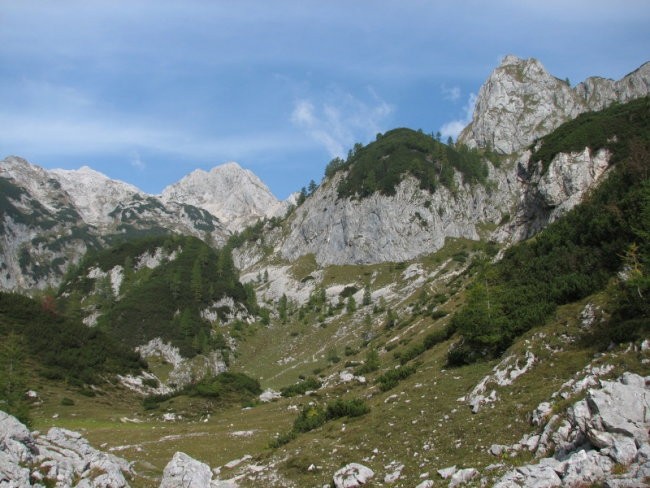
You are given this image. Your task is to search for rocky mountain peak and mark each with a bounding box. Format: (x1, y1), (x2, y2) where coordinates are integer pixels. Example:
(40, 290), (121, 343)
(459, 56), (650, 154)
(161, 161), (290, 232)
(50, 165), (142, 226)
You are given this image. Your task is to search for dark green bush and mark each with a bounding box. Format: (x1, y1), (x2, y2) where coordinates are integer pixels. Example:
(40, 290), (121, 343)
(325, 398), (370, 419)
(377, 365), (416, 391)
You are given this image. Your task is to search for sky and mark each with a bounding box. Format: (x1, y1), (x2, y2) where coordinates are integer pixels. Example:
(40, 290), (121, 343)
(1, 1), (649, 199)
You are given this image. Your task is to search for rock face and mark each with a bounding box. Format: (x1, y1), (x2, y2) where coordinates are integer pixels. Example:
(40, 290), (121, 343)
(459, 55), (650, 154)
(493, 373), (650, 487)
(161, 162), (290, 232)
(278, 168), (515, 266)
(494, 147), (613, 243)
(0, 410), (132, 487)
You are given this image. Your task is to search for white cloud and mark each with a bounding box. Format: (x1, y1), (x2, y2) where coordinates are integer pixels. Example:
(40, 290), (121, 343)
(290, 89), (393, 158)
(440, 93), (477, 141)
(441, 84), (461, 102)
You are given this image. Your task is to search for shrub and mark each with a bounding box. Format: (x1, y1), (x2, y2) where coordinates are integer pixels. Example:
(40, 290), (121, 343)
(377, 365), (416, 391)
(280, 377), (322, 397)
(325, 399), (370, 419)
(293, 405), (326, 433)
(60, 397), (75, 406)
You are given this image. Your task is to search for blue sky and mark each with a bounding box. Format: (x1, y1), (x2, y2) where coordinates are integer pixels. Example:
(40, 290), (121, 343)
(1, 1), (649, 199)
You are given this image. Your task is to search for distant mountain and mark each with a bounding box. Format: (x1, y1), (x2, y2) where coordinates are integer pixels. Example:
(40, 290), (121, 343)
(161, 162), (291, 232)
(49, 165), (142, 226)
(0, 157), (231, 291)
(2, 57), (649, 289)
(0, 158), (282, 291)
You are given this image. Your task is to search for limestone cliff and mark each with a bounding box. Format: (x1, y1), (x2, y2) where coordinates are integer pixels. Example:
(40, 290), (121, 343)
(459, 55), (650, 154)
(279, 167), (515, 266)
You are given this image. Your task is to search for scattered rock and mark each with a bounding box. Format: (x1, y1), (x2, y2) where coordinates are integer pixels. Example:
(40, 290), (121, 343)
(383, 461), (404, 483)
(493, 372), (650, 487)
(259, 389), (282, 402)
(468, 351), (535, 413)
(333, 463), (374, 488)
(415, 481), (434, 488)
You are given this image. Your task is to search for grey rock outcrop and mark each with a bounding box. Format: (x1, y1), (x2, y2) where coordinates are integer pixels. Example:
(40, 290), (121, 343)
(495, 147), (613, 242)
(159, 452), (213, 488)
(459, 55), (650, 154)
(493, 373), (650, 487)
(0, 410), (132, 487)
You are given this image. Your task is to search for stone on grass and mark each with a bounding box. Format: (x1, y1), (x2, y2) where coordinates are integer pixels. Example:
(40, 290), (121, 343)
(333, 463), (374, 488)
(160, 451), (213, 488)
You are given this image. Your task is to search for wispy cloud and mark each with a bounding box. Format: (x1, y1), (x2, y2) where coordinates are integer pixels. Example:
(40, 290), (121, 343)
(290, 89), (393, 158)
(439, 93), (477, 141)
(0, 112), (308, 165)
(441, 84), (461, 102)
(129, 151), (146, 170)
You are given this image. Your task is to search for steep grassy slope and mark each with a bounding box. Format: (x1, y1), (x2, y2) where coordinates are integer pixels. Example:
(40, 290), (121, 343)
(0, 292), (145, 423)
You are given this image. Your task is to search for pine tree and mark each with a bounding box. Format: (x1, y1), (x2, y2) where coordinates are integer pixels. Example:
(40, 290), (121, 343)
(346, 295), (356, 314)
(278, 294), (288, 323)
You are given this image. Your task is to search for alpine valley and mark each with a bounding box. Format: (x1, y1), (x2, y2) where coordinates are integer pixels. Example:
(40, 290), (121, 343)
(1, 56), (650, 488)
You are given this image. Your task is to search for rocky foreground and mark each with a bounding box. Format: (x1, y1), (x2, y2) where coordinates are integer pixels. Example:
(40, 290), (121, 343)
(2, 371), (649, 487)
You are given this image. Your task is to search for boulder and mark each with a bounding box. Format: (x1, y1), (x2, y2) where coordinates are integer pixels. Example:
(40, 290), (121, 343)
(160, 451), (213, 488)
(561, 449), (613, 486)
(332, 463), (374, 488)
(448, 467), (478, 488)
(437, 465), (457, 479)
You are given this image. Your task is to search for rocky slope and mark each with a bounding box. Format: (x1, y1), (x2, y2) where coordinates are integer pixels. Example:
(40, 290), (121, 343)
(459, 55), (650, 154)
(161, 162), (291, 233)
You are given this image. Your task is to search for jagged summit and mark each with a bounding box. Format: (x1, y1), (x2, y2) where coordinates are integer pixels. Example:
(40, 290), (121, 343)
(161, 161), (291, 232)
(459, 56), (650, 154)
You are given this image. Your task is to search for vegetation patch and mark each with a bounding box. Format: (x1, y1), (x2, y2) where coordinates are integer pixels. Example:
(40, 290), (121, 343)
(328, 128), (490, 200)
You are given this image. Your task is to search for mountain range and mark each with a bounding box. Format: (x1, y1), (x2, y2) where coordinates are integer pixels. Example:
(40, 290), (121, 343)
(2, 56), (648, 290)
(1, 55), (649, 488)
